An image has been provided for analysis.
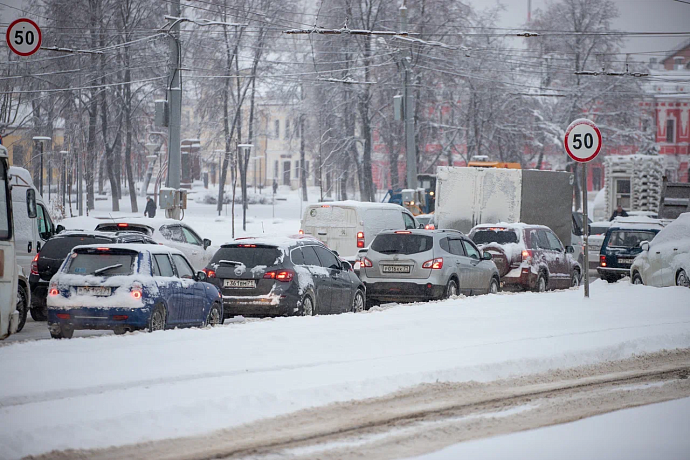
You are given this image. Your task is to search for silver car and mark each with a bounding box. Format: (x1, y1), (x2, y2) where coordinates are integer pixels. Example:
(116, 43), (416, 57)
(359, 229), (500, 305)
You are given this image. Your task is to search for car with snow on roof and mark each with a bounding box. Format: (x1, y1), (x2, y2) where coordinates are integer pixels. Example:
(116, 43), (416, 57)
(47, 244), (222, 339)
(469, 223), (581, 292)
(359, 229), (500, 304)
(597, 222), (664, 283)
(204, 236), (365, 318)
(92, 218), (217, 269)
(630, 213), (690, 288)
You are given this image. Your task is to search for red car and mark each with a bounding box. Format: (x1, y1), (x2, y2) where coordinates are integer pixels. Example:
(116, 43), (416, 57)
(469, 223), (582, 292)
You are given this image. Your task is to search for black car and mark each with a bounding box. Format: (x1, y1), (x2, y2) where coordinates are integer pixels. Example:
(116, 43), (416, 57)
(29, 230), (157, 321)
(597, 225), (662, 283)
(203, 236), (365, 318)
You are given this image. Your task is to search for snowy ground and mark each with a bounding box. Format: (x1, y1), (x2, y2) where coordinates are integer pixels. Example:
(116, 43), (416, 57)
(410, 397), (690, 460)
(1, 281), (689, 459)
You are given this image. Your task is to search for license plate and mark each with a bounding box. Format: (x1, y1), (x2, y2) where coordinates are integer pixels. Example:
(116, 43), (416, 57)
(381, 265), (411, 273)
(77, 286), (111, 296)
(618, 258), (634, 265)
(224, 279), (257, 288)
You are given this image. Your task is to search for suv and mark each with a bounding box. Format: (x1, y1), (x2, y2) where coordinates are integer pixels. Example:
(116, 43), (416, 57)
(29, 230), (157, 321)
(359, 229), (500, 304)
(204, 236), (365, 318)
(598, 224), (662, 283)
(469, 223), (581, 292)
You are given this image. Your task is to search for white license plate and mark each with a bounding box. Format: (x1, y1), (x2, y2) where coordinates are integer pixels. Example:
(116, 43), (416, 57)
(618, 258), (634, 264)
(381, 265), (411, 273)
(224, 279), (257, 288)
(77, 286), (111, 296)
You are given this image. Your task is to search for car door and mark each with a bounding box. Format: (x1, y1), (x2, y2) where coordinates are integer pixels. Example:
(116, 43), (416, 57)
(171, 253), (200, 324)
(545, 230), (569, 288)
(180, 225), (207, 268)
(461, 239), (489, 294)
(152, 253), (183, 325)
(301, 245), (331, 313)
(314, 245), (351, 313)
(448, 238), (472, 295)
(158, 224), (193, 264)
(35, 203), (54, 254)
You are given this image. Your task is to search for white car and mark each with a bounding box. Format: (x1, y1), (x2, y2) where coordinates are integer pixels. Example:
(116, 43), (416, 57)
(93, 218), (218, 270)
(630, 213), (690, 288)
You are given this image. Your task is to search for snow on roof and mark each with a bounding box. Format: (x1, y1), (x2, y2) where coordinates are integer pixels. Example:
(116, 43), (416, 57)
(72, 243), (183, 255)
(472, 222), (550, 231)
(608, 223), (664, 231)
(305, 200), (405, 211)
(222, 235), (322, 250)
(651, 212), (690, 246)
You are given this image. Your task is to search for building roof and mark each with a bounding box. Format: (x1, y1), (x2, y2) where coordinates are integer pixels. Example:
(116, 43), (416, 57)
(661, 37), (690, 64)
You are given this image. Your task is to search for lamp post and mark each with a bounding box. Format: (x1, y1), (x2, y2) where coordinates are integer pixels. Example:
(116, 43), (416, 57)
(32, 136), (51, 197)
(60, 151), (68, 208)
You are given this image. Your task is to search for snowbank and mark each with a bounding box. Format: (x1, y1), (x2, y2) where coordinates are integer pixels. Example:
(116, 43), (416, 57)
(1, 282), (689, 458)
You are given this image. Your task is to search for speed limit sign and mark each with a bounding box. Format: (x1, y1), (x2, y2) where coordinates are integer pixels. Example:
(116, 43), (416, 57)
(564, 118), (602, 163)
(6, 18), (42, 57)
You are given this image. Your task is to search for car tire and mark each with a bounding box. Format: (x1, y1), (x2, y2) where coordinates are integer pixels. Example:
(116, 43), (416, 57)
(352, 289), (365, 313)
(30, 307), (47, 322)
(488, 277), (500, 294)
(445, 278), (459, 298)
(535, 273), (547, 293)
(16, 284), (28, 333)
(113, 328), (127, 335)
(207, 302), (223, 326)
(148, 304), (167, 332)
(676, 269), (690, 288)
(301, 295), (315, 316)
(571, 269), (581, 288)
(632, 272), (644, 285)
(50, 325), (74, 339)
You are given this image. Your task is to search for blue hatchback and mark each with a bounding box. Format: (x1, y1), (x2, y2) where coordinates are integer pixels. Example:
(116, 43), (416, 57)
(47, 244), (222, 338)
(597, 225), (662, 283)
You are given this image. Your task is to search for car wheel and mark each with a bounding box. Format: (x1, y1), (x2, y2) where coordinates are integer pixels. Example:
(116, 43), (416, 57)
(30, 307), (47, 322)
(301, 295), (315, 316)
(445, 278), (459, 298)
(16, 284), (28, 333)
(148, 304), (166, 332)
(207, 302), (223, 326)
(488, 277), (499, 294)
(571, 270), (581, 288)
(352, 289), (365, 313)
(113, 328), (127, 335)
(632, 272), (644, 285)
(50, 325), (73, 339)
(677, 269), (690, 288)
(535, 273), (547, 293)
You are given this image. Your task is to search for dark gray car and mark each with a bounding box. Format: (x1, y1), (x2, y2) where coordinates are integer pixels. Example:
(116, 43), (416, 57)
(359, 229), (500, 305)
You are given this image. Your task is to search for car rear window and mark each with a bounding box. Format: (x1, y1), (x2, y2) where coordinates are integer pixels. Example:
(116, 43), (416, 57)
(472, 229), (519, 245)
(304, 206), (356, 226)
(589, 225), (609, 235)
(41, 236), (113, 262)
(371, 233), (433, 255)
(66, 252), (136, 276)
(213, 245), (282, 268)
(606, 230), (657, 248)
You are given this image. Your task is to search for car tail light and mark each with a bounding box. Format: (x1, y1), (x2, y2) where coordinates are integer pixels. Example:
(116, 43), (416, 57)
(395, 231), (412, 234)
(238, 244), (257, 248)
(361, 257), (373, 268)
(202, 268), (216, 278)
(522, 250), (533, 264)
(49, 288), (59, 296)
(424, 224), (435, 230)
(96, 247), (110, 251)
(56, 313), (70, 320)
(357, 231), (365, 248)
(600, 255), (607, 267)
(117, 223), (129, 228)
(422, 258), (443, 269)
(112, 315), (129, 321)
(299, 229), (304, 235)
(130, 286), (143, 299)
(31, 253), (39, 275)
(265, 269), (294, 282)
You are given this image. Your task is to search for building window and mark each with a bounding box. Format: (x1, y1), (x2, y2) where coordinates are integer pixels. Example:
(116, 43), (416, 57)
(285, 119), (290, 140)
(274, 120), (280, 139)
(12, 145), (25, 167)
(592, 167), (602, 191)
(295, 118), (301, 138)
(295, 160), (300, 179)
(674, 57), (683, 70)
(273, 160), (279, 179)
(283, 161), (291, 185)
(666, 119), (675, 143)
(615, 178), (631, 209)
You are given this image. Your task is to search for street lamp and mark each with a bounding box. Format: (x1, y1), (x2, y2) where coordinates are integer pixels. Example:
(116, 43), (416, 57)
(59, 150), (68, 209)
(32, 136), (51, 197)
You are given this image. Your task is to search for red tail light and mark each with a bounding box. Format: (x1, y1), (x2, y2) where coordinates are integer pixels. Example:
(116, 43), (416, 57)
(117, 223), (129, 228)
(361, 257), (373, 268)
(202, 268), (216, 278)
(395, 231), (411, 234)
(422, 258), (443, 269)
(56, 313), (70, 320)
(357, 231), (365, 248)
(112, 315), (129, 321)
(600, 255), (607, 267)
(424, 224), (435, 230)
(49, 288), (59, 296)
(264, 269), (294, 282)
(96, 247), (110, 251)
(131, 289), (142, 299)
(299, 229), (304, 235)
(31, 253), (39, 275)
(522, 250), (533, 263)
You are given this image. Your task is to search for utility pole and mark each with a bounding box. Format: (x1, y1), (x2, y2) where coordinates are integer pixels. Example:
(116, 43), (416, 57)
(166, 0), (182, 219)
(400, 1), (417, 189)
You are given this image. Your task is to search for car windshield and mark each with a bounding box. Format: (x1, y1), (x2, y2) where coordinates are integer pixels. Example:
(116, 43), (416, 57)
(370, 233), (433, 255)
(606, 230), (657, 248)
(66, 252), (136, 276)
(471, 229), (519, 245)
(212, 246), (282, 268)
(416, 216), (431, 226)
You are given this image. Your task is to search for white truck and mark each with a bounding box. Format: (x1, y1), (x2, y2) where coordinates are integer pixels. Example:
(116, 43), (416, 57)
(602, 154), (664, 219)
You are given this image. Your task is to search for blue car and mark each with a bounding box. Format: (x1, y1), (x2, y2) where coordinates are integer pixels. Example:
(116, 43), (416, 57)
(47, 244), (222, 338)
(597, 224), (662, 283)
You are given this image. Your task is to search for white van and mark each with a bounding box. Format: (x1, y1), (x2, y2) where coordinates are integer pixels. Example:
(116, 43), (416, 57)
(300, 201), (418, 260)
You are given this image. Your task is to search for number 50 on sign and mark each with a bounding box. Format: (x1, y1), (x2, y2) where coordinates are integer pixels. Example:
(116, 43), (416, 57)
(6, 18), (42, 57)
(564, 118), (602, 163)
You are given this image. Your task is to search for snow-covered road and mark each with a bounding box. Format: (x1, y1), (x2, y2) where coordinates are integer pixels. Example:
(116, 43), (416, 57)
(1, 281), (689, 459)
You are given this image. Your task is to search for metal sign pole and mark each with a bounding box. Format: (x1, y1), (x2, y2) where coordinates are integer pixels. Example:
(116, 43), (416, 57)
(582, 162), (589, 298)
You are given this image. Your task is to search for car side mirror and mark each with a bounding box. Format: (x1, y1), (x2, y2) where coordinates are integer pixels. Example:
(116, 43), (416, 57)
(56, 224), (65, 234)
(203, 238), (211, 250)
(341, 260), (352, 271)
(482, 251), (492, 260)
(195, 270), (207, 282)
(26, 189), (37, 218)
(418, 223), (424, 229)
(565, 245), (574, 254)
(640, 241), (650, 252)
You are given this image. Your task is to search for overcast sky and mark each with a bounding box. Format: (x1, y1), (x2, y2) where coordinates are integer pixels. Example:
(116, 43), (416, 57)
(1, 0), (688, 62)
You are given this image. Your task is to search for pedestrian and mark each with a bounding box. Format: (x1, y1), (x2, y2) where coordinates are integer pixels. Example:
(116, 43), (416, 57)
(272, 179), (278, 195)
(609, 204), (628, 221)
(144, 196), (157, 218)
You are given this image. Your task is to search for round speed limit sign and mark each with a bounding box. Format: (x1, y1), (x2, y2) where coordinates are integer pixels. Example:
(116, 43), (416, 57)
(6, 18), (42, 57)
(564, 118), (602, 163)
